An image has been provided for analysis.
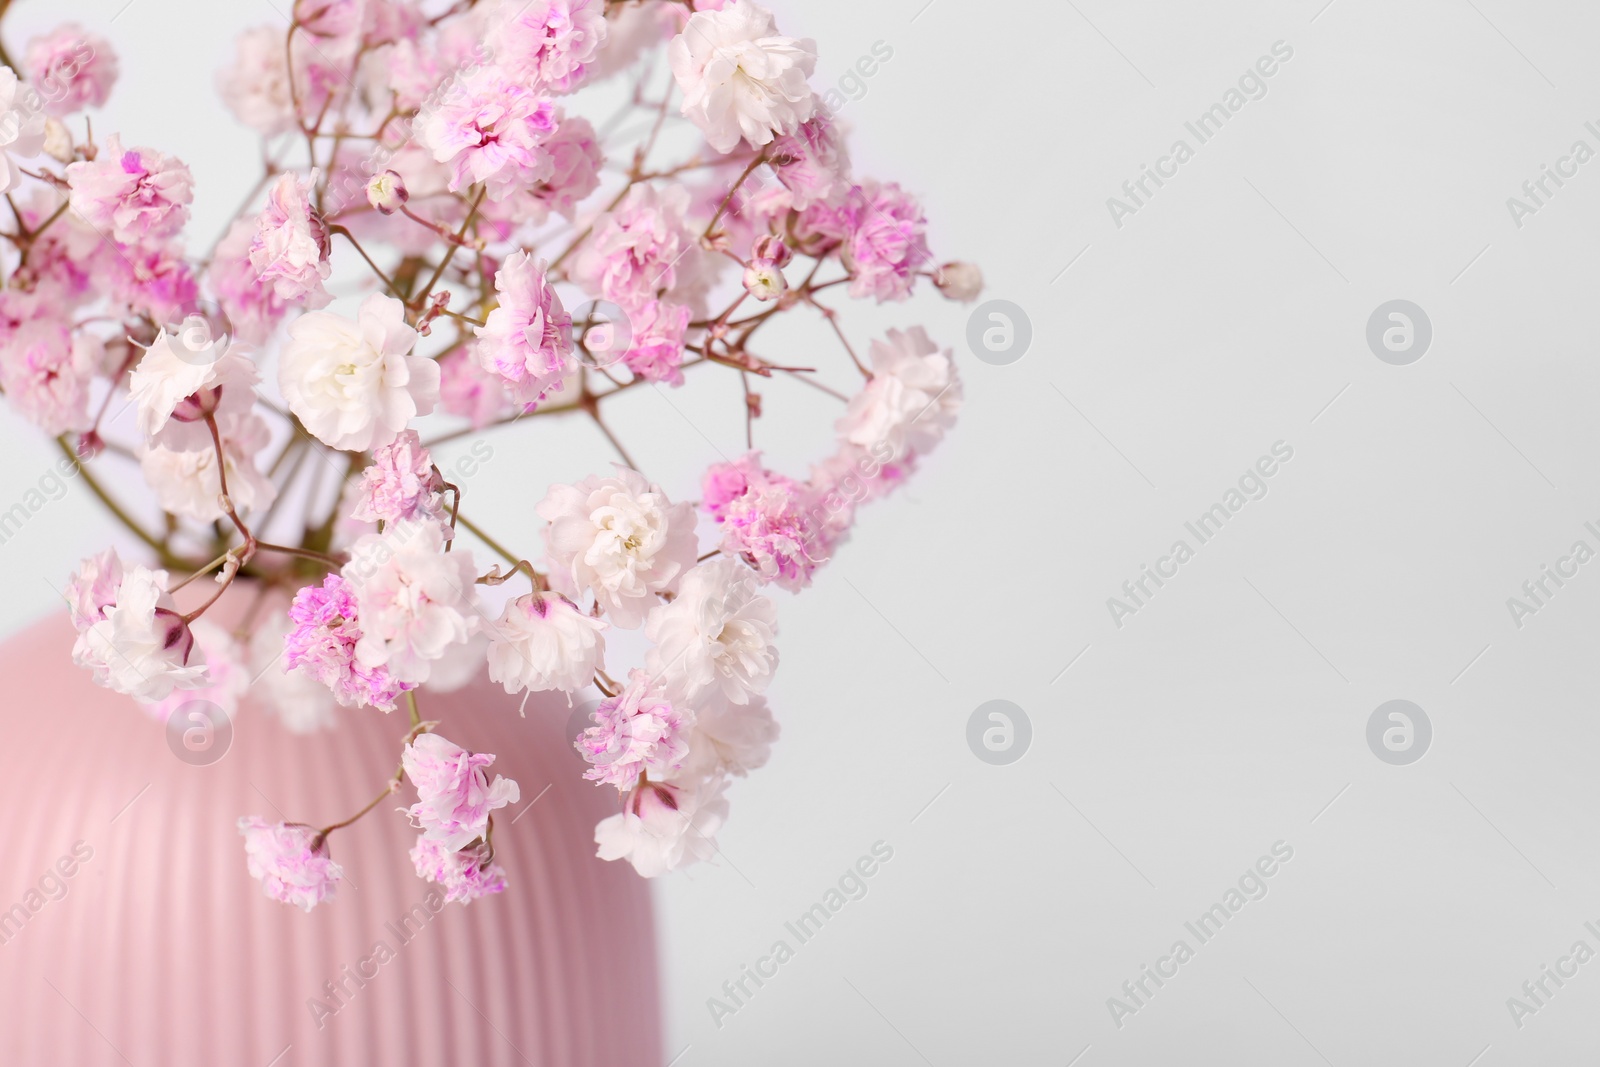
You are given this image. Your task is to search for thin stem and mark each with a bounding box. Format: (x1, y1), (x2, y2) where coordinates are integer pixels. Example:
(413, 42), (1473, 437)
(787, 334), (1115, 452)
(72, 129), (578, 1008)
(414, 187), (484, 309)
(317, 767), (404, 838)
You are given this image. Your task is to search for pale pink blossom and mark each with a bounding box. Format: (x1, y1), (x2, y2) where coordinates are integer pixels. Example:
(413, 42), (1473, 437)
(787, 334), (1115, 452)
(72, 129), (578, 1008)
(249, 171), (332, 310)
(0, 319), (97, 435)
(536, 466), (698, 628)
(343, 520), (478, 686)
(417, 64), (557, 200)
(410, 837), (507, 904)
(24, 24), (117, 116)
(402, 732), (520, 850)
(669, 0), (816, 154)
(574, 183), (700, 310)
(772, 116), (851, 209)
(473, 252), (573, 405)
(207, 218), (289, 345)
(278, 292), (438, 453)
(532, 113), (602, 218)
(621, 300), (690, 385)
(836, 326), (961, 460)
(64, 548), (121, 632)
(351, 429), (446, 526)
(284, 573), (411, 710)
(594, 776), (729, 878)
(219, 27), (302, 137)
(141, 413), (277, 522)
(238, 817), (343, 911)
(66, 135), (193, 245)
(577, 669), (692, 788)
(438, 345), (510, 427)
(491, 0), (609, 93)
(701, 452), (825, 589)
(486, 592), (607, 696)
(841, 181), (930, 303)
(676, 693), (778, 781)
(70, 561), (209, 702)
(107, 242), (198, 323)
(644, 558), (777, 703)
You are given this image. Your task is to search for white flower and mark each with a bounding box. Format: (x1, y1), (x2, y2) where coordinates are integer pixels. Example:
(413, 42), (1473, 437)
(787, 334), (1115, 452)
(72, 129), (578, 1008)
(594, 776), (729, 878)
(644, 558), (777, 705)
(343, 520), (479, 686)
(279, 292), (439, 452)
(676, 693), (778, 780)
(836, 326), (962, 460)
(139, 620), (248, 723)
(141, 412), (276, 522)
(71, 562), (209, 702)
(0, 67), (46, 195)
(248, 613), (337, 734)
(486, 592), (607, 696)
(668, 0), (816, 154)
(536, 466), (698, 629)
(127, 321), (259, 450)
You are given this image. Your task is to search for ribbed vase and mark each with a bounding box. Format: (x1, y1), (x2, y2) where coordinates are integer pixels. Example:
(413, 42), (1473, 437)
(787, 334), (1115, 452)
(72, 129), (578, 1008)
(0, 609), (660, 1066)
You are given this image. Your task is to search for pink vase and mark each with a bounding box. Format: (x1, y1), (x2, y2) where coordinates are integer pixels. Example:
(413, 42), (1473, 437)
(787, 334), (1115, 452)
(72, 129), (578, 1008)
(0, 608), (660, 1066)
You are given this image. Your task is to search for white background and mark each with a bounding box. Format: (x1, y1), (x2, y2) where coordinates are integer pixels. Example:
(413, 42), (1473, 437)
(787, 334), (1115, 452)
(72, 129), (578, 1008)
(5, 0), (1600, 1064)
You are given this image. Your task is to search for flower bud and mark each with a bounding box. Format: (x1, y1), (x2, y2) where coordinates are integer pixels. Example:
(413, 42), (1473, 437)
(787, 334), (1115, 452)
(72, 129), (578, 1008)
(366, 170), (409, 215)
(41, 117), (73, 164)
(934, 260), (983, 303)
(751, 234), (791, 268)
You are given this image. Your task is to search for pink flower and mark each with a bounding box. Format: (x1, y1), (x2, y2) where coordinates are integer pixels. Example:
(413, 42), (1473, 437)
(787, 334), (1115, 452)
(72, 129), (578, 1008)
(701, 452), (825, 589)
(532, 113), (602, 219)
(836, 326), (961, 461)
(621, 299), (689, 385)
(207, 218), (288, 345)
(402, 732), (520, 851)
(65, 135), (193, 245)
(108, 242), (199, 323)
(219, 25), (332, 138)
(410, 837), (508, 904)
(24, 24), (118, 116)
(842, 181), (930, 303)
(495, 0), (609, 93)
(577, 669), (692, 789)
(238, 817), (343, 912)
(64, 548), (121, 632)
(575, 183), (699, 310)
(352, 429), (446, 526)
(772, 116), (851, 210)
(473, 252), (573, 405)
(417, 64), (557, 201)
(283, 573), (412, 711)
(249, 171), (332, 311)
(438, 345), (510, 427)
(0, 319), (97, 435)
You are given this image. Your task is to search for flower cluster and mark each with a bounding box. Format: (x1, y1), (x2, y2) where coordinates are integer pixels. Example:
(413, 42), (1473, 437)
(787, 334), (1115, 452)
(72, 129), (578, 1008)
(8, 0), (973, 906)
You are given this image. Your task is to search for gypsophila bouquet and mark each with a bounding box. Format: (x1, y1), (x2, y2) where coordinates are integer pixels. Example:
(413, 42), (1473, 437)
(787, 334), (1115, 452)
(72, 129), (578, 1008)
(0, 0), (977, 911)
